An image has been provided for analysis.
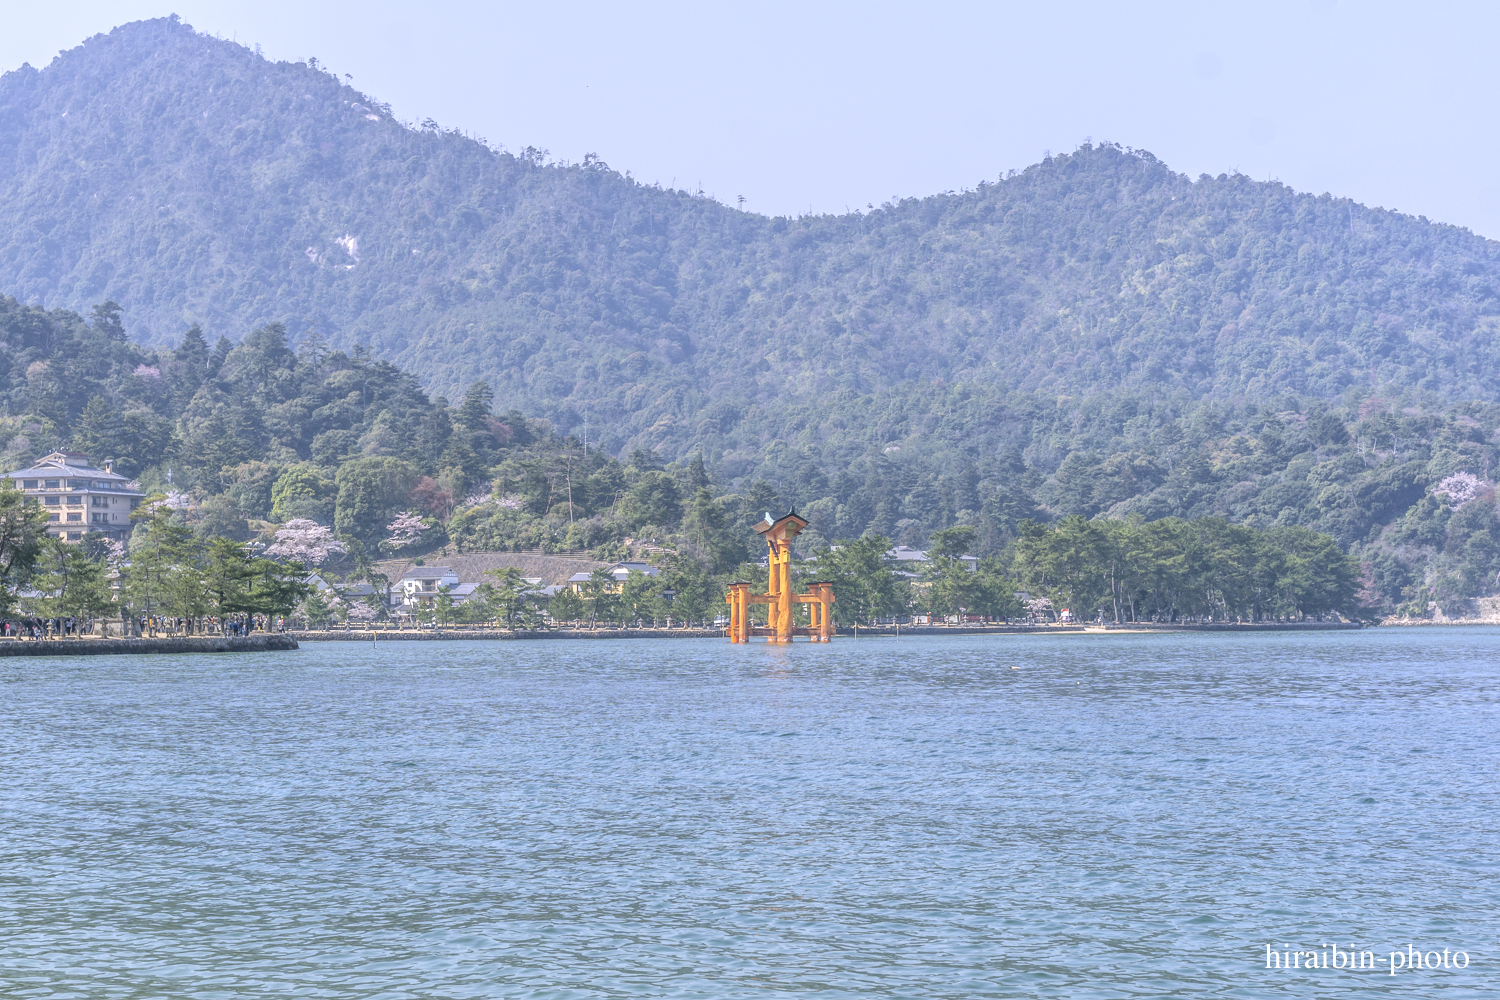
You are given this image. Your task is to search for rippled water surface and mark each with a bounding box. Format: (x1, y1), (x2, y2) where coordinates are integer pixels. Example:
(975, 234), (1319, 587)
(2, 629), (1497, 998)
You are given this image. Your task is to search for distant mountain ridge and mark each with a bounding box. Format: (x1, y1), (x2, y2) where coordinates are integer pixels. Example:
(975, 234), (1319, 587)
(3, 16), (1500, 470)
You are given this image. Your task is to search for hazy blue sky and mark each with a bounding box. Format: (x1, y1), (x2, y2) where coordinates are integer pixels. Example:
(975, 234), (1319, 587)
(6, 2), (1499, 236)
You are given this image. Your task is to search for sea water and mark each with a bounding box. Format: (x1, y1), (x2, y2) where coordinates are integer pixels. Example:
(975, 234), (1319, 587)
(1, 629), (1495, 998)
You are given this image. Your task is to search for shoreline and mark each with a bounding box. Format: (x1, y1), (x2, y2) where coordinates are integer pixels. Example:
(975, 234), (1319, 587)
(1377, 618), (1500, 627)
(287, 621), (1364, 642)
(0, 621), (1401, 655)
(0, 635), (300, 656)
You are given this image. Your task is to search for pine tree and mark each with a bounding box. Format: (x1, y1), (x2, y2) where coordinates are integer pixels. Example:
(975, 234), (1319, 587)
(175, 323), (210, 370)
(458, 381), (494, 431)
(686, 452), (710, 490)
(173, 324), (211, 404)
(71, 397), (115, 463)
(89, 300), (126, 342)
(209, 334), (234, 376)
(25, 538), (116, 620)
(681, 487), (741, 570)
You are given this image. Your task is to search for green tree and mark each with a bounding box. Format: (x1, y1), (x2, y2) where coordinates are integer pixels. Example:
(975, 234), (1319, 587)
(582, 569), (619, 625)
(619, 471), (683, 530)
(810, 535), (898, 625)
(432, 585), (457, 625)
(472, 567), (545, 629)
(970, 556), (1025, 621)
(24, 537), (115, 621)
(244, 556), (312, 622)
(89, 300), (126, 341)
(125, 498), (200, 620)
(223, 461), (282, 520)
(299, 589), (338, 628)
(177, 385), (262, 473)
(1184, 518), (1259, 621)
(0, 481), (50, 617)
(923, 526), (981, 617)
(1135, 518), (1192, 621)
(458, 381), (495, 430)
(619, 569), (665, 623)
(548, 586), (586, 623)
(202, 537), (258, 617)
(1264, 525), (1364, 619)
(1014, 516), (1110, 619)
(270, 464), (337, 523)
(194, 494), (251, 541)
(334, 457), (418, 545)
(685, 453), (711, 490)
(209, 334), (234, 375)
(680, 487), (743, 570)
(71, 396), (173, 478)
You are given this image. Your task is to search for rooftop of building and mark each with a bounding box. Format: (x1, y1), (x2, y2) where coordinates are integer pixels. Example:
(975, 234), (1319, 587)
(566, 561), (663, 584)
(400, 565), (457, 581)
(5, 452), (139, 487)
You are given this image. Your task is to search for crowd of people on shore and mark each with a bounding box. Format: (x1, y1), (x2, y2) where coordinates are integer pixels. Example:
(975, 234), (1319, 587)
(0, 614), (279, 640)
(1, 617), (85, 639)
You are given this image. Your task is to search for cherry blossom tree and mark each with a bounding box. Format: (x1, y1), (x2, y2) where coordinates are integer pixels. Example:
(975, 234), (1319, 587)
(265, 518), (346, 565)
(163, 489), (196, 511)
(1433, 472), (1486, 510)
(346, 600), (379, 622)
(385, 511), (425, 549)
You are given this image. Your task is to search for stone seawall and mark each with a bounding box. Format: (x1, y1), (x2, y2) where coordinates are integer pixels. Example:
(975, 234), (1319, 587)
(288, 621), (1362, 642)
(825, 622), (1360, 635)
(292, 628), (726, 641)
(0, 634), (300, 656)
(1102, 621), (1363, 632)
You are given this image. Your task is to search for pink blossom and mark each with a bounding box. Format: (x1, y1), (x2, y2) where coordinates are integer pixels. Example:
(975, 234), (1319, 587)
(265, 518), (346, 564)
(1433, 472), (1486, 510)
(385, 511), (425, 547)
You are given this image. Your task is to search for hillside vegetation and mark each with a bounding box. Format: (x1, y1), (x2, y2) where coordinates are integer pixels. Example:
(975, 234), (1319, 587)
(0, 17), (1498, 616)
(0, 295), (1494, 618)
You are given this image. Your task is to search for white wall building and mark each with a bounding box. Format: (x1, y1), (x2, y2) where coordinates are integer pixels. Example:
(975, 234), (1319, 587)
(4, 452), (144, 543)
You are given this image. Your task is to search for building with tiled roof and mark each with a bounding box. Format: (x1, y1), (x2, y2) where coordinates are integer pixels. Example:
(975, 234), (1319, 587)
(3, 452), (144, 543)
(565, 560), (661, 594)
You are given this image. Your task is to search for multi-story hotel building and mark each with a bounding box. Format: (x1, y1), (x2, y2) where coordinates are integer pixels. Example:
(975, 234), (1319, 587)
(4, 452), (145, 542)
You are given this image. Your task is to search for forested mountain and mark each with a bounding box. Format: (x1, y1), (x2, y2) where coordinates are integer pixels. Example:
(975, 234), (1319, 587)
(5, 17), (1500, 463)
(1, 17), (1498, 616)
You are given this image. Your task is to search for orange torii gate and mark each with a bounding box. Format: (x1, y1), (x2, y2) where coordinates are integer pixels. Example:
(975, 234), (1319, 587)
(725, 510), (835, 643)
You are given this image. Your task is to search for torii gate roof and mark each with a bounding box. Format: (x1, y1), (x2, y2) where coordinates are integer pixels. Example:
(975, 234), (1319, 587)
(752, 510), (809, 538)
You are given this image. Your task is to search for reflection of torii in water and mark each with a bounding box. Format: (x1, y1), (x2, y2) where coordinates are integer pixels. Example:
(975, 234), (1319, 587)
(725, 510), (835, 643)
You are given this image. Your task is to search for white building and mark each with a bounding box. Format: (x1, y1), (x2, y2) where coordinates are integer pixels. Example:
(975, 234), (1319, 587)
(398, 565), (460, 607)
(4, 452), (144, 543)
(394, 564), (543, 610)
